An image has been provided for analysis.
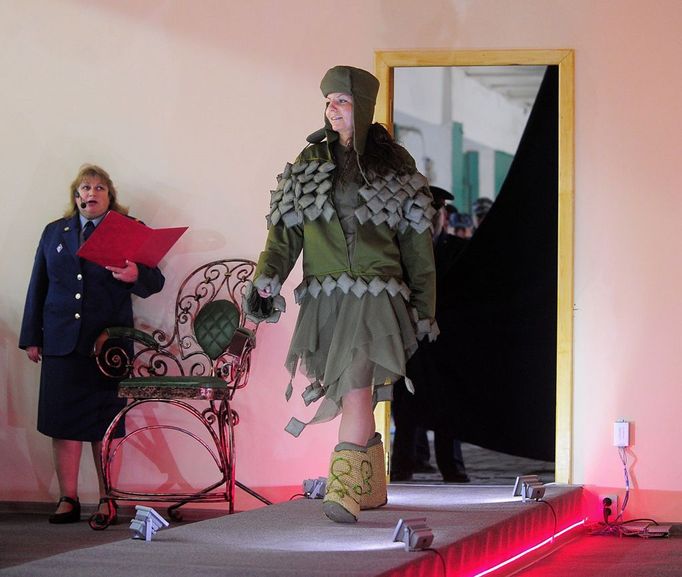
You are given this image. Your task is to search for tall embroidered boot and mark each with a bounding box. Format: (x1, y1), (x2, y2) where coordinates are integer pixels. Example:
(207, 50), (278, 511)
(360, 432), (388, 510)
(322, 443), (370, 523)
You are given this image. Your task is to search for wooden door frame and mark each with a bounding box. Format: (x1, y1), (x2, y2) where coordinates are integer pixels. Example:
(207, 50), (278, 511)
(373, 49), (575, 483)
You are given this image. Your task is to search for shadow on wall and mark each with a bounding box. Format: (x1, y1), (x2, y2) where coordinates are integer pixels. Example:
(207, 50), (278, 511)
(0, 317), (55, 499)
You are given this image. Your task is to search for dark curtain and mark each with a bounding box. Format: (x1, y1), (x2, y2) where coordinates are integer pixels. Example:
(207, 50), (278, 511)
(405, 65), (558, 461)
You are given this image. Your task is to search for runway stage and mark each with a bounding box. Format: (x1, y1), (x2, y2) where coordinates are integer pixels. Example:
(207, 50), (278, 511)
(0, 484), (584, 577)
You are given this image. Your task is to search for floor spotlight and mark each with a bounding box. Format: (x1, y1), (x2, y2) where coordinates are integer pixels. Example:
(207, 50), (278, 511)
(129, 505), (169, 541)
(513, 475), (546, 501)
(392, 517), (434, 551)
(302, 477), (326, 499)
(522, 483), (546, 501)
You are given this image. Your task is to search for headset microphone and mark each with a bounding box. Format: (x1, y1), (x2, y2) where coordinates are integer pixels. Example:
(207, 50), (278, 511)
(74, 191), (87, 209)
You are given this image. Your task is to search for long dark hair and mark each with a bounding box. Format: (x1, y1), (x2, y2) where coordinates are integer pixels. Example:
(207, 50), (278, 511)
(360, 123), (416, 178)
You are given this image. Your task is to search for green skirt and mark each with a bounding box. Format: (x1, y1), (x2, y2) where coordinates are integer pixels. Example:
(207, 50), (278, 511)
(283, 288), (417, 436)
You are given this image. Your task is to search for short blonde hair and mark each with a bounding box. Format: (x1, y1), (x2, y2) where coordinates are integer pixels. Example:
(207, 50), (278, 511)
(64, 163), (129, 217)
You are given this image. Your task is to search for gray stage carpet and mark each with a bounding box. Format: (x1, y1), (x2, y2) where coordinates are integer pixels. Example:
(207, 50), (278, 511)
(0, 485), (583, 577)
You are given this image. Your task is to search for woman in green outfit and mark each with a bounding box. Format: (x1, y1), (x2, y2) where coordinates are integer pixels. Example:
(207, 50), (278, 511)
(246, 65), (437, 523)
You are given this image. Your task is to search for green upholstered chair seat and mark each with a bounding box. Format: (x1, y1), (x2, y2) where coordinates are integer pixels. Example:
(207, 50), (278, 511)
(194, 300), (240, 361)
(119, 375), (228, 400)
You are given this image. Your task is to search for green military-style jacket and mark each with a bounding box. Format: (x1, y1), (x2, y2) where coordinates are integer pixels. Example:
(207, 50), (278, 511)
(255, 141), (436, 325)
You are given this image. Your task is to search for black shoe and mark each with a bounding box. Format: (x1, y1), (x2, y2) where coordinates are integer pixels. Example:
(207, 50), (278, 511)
(443, 471), (471, 483)
(390, 470), (413, 482)
(414, 461), (437, 474)
(89, 497), (118, 531)
(48, 496), (81, 524)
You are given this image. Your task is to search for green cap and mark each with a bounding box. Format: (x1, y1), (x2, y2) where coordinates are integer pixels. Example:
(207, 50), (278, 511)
(319, 65), (379, 155)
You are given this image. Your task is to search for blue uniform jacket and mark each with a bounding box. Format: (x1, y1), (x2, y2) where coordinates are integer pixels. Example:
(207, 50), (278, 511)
(19, 213), (165, 356)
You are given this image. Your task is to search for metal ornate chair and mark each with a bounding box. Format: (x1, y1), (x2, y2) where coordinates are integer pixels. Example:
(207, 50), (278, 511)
(94, 259), (271, 529)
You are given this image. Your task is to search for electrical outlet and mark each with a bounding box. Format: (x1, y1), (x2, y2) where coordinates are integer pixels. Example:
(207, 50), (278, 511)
(601, 494), (618, 521)
(613, 420), (629, 447)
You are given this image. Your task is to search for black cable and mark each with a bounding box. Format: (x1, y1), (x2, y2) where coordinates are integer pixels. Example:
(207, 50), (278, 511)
(587, 446), (660, 537)
(588, 518), (661, 537)
(538, 499), (558, 541)
(288, 493), (306, 500)
(620, 518), (659, 526)
(424, 547), (447, 577)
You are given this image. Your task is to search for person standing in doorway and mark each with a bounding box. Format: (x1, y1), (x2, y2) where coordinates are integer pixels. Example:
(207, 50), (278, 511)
(391, 186), (470, 483)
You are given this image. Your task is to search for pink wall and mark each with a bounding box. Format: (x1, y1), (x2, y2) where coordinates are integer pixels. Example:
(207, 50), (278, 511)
(1, 0), (680, 521)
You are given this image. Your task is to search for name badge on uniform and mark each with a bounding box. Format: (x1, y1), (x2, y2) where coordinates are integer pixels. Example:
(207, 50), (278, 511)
(56, 244), (63, 253)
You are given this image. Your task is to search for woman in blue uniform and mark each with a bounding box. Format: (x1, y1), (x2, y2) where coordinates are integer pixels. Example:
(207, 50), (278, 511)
(19, 164), (165, 525)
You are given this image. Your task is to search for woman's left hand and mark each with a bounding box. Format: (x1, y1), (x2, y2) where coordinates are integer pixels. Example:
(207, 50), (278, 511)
(106, 260), (139, 283)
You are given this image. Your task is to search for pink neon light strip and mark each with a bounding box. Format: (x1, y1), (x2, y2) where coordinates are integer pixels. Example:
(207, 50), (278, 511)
(472, 518), (587, 577)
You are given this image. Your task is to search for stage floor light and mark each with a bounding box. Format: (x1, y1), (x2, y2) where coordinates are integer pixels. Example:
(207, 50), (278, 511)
(392, 517), (434, 551)
(130, 505), (170, 542)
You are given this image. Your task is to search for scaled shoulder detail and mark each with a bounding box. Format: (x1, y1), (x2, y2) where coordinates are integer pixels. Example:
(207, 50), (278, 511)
(355, 170), (435, 234)
(266, 142), (434, 234)
(267, 145), (336, 229)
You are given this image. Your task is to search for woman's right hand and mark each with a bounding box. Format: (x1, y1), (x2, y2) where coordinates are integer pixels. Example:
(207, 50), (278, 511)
(26, 346), (42, 363)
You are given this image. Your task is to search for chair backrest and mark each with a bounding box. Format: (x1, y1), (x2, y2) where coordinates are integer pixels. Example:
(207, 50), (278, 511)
(131, 259), (258, 393)
(193, 299), (240, 362)
(173, 259), (257, 338)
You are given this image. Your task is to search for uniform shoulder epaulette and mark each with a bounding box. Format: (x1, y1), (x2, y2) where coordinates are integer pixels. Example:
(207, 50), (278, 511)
(49, 217), (68, 227)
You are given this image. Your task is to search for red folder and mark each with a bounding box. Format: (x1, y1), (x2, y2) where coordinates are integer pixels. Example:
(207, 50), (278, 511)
(76, 211), (188, 268)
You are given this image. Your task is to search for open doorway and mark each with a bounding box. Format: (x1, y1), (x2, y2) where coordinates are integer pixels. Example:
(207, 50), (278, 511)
(373, 50), (575, 485)
(394, 65), (547, 218)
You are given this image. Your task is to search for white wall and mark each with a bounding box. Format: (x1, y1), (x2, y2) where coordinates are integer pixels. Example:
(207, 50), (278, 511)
(394, 67), (450, 125)
(394, 110), (453, 191)
(394, 66), (532, 155)
(1, 0), (681, 521)
(394, 66), (533, 201)
(450, 68), (531, 155)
